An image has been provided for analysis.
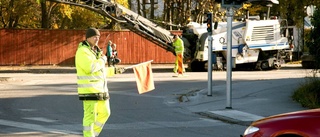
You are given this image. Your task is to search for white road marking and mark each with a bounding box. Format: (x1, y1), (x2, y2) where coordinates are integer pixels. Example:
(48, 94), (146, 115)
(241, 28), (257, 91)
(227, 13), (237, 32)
(23, 117), (58, 123)
(18, 109), (37, 112)
(0, 119), (80, 135)
(0, 118), (223, 134)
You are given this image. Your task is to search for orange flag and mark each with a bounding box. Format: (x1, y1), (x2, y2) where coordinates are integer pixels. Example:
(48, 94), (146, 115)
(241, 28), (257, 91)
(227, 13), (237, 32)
(133, 61), (155, 94)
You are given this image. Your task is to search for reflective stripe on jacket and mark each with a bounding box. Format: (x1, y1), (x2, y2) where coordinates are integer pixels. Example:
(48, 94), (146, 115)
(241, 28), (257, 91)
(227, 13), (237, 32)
(75, 41), (108, 94)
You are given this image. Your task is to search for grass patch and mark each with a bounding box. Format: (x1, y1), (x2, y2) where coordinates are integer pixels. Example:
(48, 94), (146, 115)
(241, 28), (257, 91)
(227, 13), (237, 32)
(286, 61), (302, 64)
(292, 77), (320, 109)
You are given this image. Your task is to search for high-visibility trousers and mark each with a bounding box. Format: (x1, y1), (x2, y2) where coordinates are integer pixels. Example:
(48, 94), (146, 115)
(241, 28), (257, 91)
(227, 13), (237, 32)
(82, 99), (111, 137)
(106, 67), (115, 77)
(174, 53), (184, 74)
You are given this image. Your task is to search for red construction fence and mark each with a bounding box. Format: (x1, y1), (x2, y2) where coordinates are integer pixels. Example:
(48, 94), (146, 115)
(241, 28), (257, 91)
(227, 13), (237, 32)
(0, 29), (177, 66)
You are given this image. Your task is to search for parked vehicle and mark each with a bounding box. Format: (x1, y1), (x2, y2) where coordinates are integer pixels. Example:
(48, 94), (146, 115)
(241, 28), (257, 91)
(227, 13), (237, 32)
(184, 19), (291, 71)
(241, 108), (320, 137)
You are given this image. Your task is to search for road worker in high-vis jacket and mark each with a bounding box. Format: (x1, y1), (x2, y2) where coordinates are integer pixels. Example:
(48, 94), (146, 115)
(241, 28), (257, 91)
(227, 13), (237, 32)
(172, 35), (185, 76)
(75, 28), (110, 137)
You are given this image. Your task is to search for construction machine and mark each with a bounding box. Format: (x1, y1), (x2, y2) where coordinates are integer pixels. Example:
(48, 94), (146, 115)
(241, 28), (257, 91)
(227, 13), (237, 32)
(185, 17), (291, 71)
(48, 0), (292, 71)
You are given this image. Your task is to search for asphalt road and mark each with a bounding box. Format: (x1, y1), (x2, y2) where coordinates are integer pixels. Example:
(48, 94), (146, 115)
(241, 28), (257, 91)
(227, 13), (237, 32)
(0, 64), (310, 137)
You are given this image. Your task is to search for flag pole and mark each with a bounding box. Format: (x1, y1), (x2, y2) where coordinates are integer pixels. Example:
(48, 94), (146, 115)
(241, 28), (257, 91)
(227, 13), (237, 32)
(124, 60), (153, 69)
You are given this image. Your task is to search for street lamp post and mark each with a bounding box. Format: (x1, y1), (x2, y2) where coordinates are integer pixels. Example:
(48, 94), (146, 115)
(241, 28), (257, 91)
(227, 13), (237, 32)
(226, 7), (233, 109)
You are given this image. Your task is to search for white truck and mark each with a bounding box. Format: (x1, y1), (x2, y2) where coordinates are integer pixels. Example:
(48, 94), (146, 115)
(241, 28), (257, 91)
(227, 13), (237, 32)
(184, 19), (291, 71)
(48, 0), (292, 71)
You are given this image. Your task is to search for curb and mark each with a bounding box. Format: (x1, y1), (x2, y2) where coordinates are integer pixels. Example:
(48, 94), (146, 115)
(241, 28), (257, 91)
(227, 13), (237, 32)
(197, 110), (264, 126)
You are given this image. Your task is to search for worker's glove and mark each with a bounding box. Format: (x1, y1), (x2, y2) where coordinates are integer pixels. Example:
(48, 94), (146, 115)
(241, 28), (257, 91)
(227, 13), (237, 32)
(97, 51), (103, 58)
(94, 46), (103, 58)
(96, 46), (101, 52)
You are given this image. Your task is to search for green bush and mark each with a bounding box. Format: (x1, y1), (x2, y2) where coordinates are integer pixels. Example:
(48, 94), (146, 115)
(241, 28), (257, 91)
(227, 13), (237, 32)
(292, 77), (320, 109)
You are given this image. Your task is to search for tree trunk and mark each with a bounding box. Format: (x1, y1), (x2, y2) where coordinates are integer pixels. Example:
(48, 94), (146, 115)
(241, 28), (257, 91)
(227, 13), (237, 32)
(137, 0), (141, 15)
(186, 0), (191, 23)
(128, 0), (132, 9)
(40, 1), (49, 28)
(8, 0), (15, 28)
(179, 0), (184, 26)
(170, 0), (174, 30)
(150, 0), (155, 19)
(142, 0), (146, 17)
(163, 0), (168, 21)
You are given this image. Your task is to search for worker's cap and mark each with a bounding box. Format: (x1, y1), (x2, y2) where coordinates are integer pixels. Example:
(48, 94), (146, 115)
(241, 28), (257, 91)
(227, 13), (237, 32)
(86, 28), (100, 39)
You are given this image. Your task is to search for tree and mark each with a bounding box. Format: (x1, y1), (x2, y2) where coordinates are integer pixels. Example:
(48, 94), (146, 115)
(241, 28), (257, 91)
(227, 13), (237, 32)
(161, 0), (220, 29)
(306, 7), (320, 69)
(131, 0), (157, 19)
(192, 0), (219, 23)
(0, 0), (40, 28)
(65, 6), (109, 29)
(37, 0), (60, 28)
(0, 0), (128, 29)
(106, 0), (130, 30)
(37, 0), (107, 29)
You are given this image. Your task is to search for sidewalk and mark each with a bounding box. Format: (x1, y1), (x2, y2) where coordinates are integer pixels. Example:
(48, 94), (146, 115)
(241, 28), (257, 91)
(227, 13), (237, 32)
(187, 78), (306, 126)
(180, 64), (307, 126)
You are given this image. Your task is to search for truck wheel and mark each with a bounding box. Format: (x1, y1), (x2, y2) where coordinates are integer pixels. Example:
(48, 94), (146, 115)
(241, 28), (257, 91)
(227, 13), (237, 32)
(274, 64), (281, 69)
(261, 61), (270, 70)
(204, 61), (217, 71)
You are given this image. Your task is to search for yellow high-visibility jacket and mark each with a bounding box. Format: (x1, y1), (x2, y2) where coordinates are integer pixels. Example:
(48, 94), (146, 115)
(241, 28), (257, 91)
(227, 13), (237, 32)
(173, 37), (184, 54)
(75, 41), (108, 95)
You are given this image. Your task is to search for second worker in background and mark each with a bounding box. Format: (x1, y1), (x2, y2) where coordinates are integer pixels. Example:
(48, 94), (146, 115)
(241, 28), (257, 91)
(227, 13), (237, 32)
(172, 35), (185, 76)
